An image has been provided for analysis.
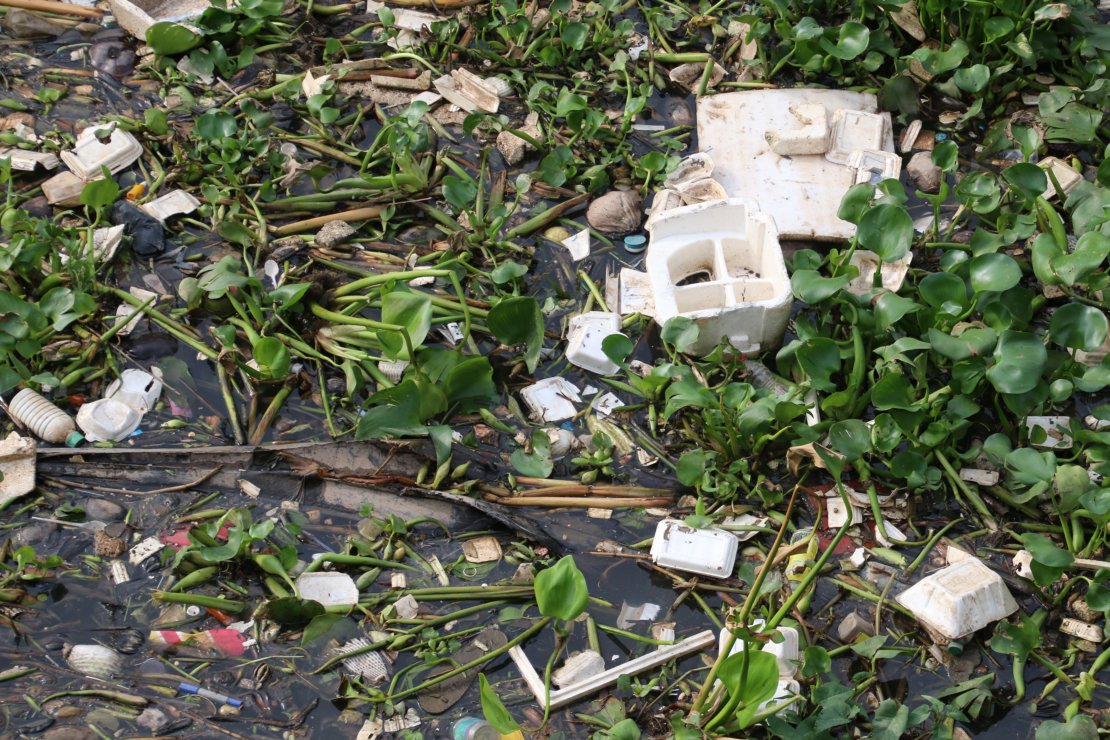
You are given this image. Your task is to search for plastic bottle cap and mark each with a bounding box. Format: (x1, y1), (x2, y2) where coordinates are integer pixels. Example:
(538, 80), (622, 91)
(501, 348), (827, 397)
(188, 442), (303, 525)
(65, 431), (85, 448)
(623, 234), (647, 253)
(946, 639), (964, 655)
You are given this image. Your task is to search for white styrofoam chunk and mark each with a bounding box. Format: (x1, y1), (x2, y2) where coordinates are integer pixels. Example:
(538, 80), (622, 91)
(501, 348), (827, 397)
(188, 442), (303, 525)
(141, 189), (200, 222)
(847, 149), (902, 185)
(520, 377), (581, 422)
(561, 229), (591, 261)
(645, 198), (791, 356)
(1038, 156), (1083, 199)
(720, 620), (800, 678)
(650, 518), (738, 578)
(846, 250), (912, 296)
(765, 103), (828, 156)
(295, 571), (359, 608)
(61, 125), (142, 181)
(566, 312), (623, 375)
(895, 558), (1018, 641)
(825, 109), (889, 165)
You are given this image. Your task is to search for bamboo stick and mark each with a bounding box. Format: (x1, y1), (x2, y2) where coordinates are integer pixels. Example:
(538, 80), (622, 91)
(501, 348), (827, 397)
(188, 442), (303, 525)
(272, 205), (388, 235)
(0, 0), (103, 18)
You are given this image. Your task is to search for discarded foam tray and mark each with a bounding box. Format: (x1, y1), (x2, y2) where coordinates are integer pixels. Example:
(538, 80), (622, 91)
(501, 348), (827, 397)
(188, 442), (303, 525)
(141, 189), (200, 222)
(650, 518), (738, 578)
(61, 125), (143, 181)
(520, 377), (581, 422)
(895, 557), (1018, 642)
(566, 311), (623, 375)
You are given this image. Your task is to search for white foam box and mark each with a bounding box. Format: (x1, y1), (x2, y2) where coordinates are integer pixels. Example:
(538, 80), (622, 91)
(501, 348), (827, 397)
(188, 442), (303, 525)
(566, 312), (623, 375)
(696, 89), (895, 240)
(650, 518), (738, 579)
(720, 620), (800, 678)
(645, 198), (791, 356)
(896, 557), (1018, 641)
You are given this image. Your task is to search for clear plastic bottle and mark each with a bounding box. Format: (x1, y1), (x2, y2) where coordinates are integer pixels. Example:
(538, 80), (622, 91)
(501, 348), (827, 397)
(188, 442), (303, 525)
(452, 718), (500, 740)
(7, 389), (83, 445)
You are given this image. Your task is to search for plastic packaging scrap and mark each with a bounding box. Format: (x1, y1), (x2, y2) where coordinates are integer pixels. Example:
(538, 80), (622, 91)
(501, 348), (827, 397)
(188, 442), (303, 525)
(141, 189), (201, 222)
(1026, 415), (1073, 449)
(61, 124), (142, 181)
(0, 433), (36, 507)
(650, 518), (738, 578)
(461, 535), (502, 563)
(895, 557), (1018, 644)
(617, 602), (660, 629)
(433, 69), (500, 113)
(6, 388), (81, 445)
(295, 570), (359, 608)
(845, 251), (912, 296)
(149, 628), (251, 657)
(566, 312), (624, 375)
(330, 637), (392, 683)
(520, 377), (581, 422)
(178, 682), (243, 708)
(64, 643), (124, 678)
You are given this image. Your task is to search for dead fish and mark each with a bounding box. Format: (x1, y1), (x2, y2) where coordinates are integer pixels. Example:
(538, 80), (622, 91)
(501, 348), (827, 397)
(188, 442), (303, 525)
(64, 643), (124, 678)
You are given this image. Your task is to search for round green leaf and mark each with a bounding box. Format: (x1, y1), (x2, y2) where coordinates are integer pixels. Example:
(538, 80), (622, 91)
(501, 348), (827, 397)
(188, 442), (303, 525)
(660, 316), (699, 353)
(820, 21), (869, 60)
(676, 450), (706, 486)
(196, 110), (237, 140)
(986, 330), (1047, 394)
(969, 253), (1022, 293)
(791, 270), (850, 304)
(601, 333), (633, 366)
(1002, 162), (1048, 202)
(145, 21), (200, 55)
(953, 64), (990, 94)
(534, 555), (589, 621)
(857, 204), (913, 263)
(828, 419), (871, 460)
(1049, 302), (1108, 350)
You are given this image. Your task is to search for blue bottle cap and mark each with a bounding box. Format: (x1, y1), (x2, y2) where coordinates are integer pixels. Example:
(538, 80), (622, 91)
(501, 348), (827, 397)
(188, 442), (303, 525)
(623, 234), (647, 253)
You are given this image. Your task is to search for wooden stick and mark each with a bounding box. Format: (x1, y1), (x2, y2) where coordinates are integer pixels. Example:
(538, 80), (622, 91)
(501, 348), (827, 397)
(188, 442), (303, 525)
(484, 495), (672, 508)
(272, 205), (388, 236)
(0, 0), (103, 18)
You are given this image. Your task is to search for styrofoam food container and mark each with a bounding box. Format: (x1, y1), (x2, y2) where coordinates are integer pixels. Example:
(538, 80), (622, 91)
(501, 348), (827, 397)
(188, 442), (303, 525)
(650, 518), (737, 579)
(895, 557), (1018, 641)
(566, 312), (623, 375)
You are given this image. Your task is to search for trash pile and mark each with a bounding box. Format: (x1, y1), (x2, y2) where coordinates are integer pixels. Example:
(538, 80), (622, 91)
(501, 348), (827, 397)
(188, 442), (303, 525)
(1, 0), (1110, 737)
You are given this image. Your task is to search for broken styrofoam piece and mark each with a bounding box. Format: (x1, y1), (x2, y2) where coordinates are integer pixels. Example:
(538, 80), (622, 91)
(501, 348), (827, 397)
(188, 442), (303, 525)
(644, 189), (684, 232)
(697, 89), (896, 240)
(650, 518), (738, 579)
(520, 377), (581, 422)
(645, 198), (791, 356)
(560, 229), (590, 261)
(1026, 415), (1073, 449)
(140, 189), (200, 222)
(0, 148), (60, 172)
(591, 392), (625, 417)
(896, 558), (1019, 642)
(42, 171), (85, 206)
(900, 120), (923, 153)
(1060, 618), (1104, 643)
(367, 0), (439, 31)
(765, 103), (828, 156)
(617, 268), (655, 316)
(0, 433), (36, 508)
(76, 399), (143, 442)
(847, 149), (902, 185)
(295, 572), (359, 608)
(1038, 156), (1083, 199)
(552, 651), (605, 688)
(1013, 549), (1034, 579)
(845, 250), (912, 296)
(825, 109), (891, 165)
(105, 369), (162, 413)
(511, 630), (715, 710)
(461, 535), (502, 563)
(827, 497), (864, 528)
(720, 620), (800, 678)
(61, 125), (143, 181)
(675, 177), (728, 205)
(874, 519), (908, 548)
(432, 69), (499, 113)
(719, 513), (770, 542)
(93, 225), (126, 263)
(666, 153), (714, 187)
(960, 468), (1000, 486)
(566, 312), (623, 375)
(110, 0), (208, 40)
